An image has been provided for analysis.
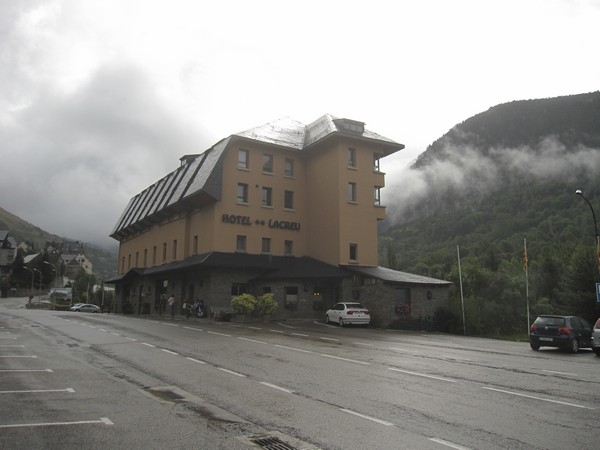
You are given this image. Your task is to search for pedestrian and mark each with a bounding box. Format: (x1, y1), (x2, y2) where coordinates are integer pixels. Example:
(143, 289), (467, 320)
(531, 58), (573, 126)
(167, 294), (175, 319)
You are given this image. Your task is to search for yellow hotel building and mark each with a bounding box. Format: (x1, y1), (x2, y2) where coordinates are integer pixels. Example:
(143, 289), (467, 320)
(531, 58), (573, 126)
(108, 115), (450, 327)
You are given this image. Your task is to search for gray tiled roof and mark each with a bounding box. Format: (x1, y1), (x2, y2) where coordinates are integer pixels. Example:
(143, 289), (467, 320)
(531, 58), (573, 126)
(110, 115), (403, 239)
(342, 265), (452, 286)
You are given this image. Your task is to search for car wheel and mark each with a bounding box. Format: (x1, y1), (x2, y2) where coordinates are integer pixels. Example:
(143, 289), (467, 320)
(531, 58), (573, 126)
(325, 315), (330, 324)
(568, 338), (579, 354)
(530, 342), (540, 351)
(594, 348), (600, 357)
(339, 318), (344, 327)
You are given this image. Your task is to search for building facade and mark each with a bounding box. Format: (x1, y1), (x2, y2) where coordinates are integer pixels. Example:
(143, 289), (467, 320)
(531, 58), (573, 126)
(108, 115), (451, 326)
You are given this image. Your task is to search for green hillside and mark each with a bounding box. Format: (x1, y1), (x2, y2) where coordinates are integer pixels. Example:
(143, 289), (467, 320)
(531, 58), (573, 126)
(381, 92), (600, 335)
(0, 206), (117, 281)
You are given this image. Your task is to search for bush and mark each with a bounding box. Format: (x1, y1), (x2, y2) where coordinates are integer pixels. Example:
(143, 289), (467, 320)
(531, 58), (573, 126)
(255, 293), (278, 315)
(231, 294), (256, 315)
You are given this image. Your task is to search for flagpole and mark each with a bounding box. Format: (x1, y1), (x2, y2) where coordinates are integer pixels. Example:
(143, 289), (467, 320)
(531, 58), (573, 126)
(524, 238), (530, 333)
(457, 245), (466, 336)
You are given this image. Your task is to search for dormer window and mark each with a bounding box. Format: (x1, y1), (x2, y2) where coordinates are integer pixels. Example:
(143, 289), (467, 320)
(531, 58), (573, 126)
(334, 118), (365, 134)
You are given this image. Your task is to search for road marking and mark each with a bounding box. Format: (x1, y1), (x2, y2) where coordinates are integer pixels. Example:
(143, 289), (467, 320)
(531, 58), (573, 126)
(0, 344), (25, 347)
(292, 333), (309, 337)
(542, 369), (578, 376)
(429, 437), (472, 450)
(260, 382), (294, 393)
(183, 326), (203, 332)
(247, 326), (262, 330)
(389, 347), (423, 355)
(161, 349), (178, 355)
(111, 333), (121, 336)
(207, 331), (231, 337)
(99, 329), (108, 332)
(0, 355), (37, 358)
(320, 337), (339, 342)
(389, 368), (456, 383)
(0, 369), (53, 373)
(0, 417), (113, 429)
(275, 344), (313, 353)
(0, 388), (75, 394)
(185, 357), (206, 365)
(353, 341), (373, 346)
(277, 322), (296, 329)
(340, 409), (394, 426)
(269, 329), (285, 333)
(141, 343), (156, 348)
(321, 354), (370, 365)
(239, 337), (268, 344)
(125, 337), (138, 342)
(218, 368), (245, 377)
(0, 337), (17, 340)
(483, 387), (595, 410)
(161, 322), (179, 327)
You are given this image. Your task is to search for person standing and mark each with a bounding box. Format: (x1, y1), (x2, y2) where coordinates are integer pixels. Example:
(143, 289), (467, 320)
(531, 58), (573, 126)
(167, 294), (175, 319)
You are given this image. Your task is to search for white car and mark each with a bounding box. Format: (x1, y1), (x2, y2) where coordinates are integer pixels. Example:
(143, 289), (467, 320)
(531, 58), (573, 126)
(325, 302), (370, 327)
(70, 303), (101, 313)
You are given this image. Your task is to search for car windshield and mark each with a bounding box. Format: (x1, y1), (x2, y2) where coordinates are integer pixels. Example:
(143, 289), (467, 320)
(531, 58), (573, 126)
(535, 316), (565, 327)
(346, 303), (365, 309)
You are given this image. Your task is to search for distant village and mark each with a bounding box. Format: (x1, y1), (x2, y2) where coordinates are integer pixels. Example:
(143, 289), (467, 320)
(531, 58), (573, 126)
(0, 230), (101, 302)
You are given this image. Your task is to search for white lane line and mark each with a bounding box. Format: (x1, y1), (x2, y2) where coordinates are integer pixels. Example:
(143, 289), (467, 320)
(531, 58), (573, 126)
(320, 337), (339, 342)
(389, 368), (456, 383)
(161, 349), (178, 355)
(0, 388), (75, 394)
(542, 369), (578, 376)
(353, 342), (373, 346)
(141, 343), (156, 348)
(0, 417), (114, 429)
(291, 333), (309, 337)
(207, 331), (231, 337)
(269, 330), (285, 333)
(183, 326), (203, 332)
(0, 345), (24, 347)
(239, 337), (268, 344)
(275, 344), (313, 354)
(483, 387), (595, 410)
(0, 337), (17, 340)
(340, 409), (394, 426)
(0, 369), (53, 373)
(125, 337), (138, 342)
(161, 323), (179, 327)
(0, 355), (37, 358)
(99, 329), (108, 332)
(429, 437), (472, 450)
(185, 357), (206, 365)
(321, 354), (370, 365)
(248, 326), (262, 330)
(276, 322), (296, 329)
(260, 382), (294, 394)
(389, 347), (423, 355)
(218, 368), (246, 377)
(111, 333), (121, 336)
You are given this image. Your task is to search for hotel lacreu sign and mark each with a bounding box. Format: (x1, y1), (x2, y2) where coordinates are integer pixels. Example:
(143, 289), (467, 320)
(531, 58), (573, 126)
(221, 214), (301, 231)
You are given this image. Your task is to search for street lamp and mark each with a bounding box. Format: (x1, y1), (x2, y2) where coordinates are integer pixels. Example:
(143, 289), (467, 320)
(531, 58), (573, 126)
(575, 189), (600, 274)
(33, 268), (42, 296)
(44, 261), (59, 288)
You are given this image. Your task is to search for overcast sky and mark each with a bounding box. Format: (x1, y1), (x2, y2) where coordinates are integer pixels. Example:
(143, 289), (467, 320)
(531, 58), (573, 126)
(1, 0), (598, 248)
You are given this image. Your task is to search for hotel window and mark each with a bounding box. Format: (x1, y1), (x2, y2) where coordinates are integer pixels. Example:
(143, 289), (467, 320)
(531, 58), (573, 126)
(261, 237), (271, 254)
(172, 239), (177, 260)
(152, 246), (157, 265)
(143, 249), (147, 266)
(348, 182), (357, 202)
(231, 283), (248, 296)
(284, 158), (295, 177)
(349, 243), (358, 261)
(373, 153), (382, 172)
(193, 235), (198, 255)
(135, 251), (139, 267)
(284, 240), (293, 255)
(262, 154), (273, 173)
(262, 187), (273, 207)
(127, 254), (131, 270)
(347, 148), (356, 168)
(237, 183), (248, 203)
(284, 190), (294, 209)
(162, 242), (167, 262)
(236, 235), (247, 252)
(374, 187), (382, 205)
(238, 149), (249, 169)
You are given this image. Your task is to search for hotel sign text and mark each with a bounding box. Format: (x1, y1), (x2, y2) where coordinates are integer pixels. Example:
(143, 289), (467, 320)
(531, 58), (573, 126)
(221, 214), (301, 231)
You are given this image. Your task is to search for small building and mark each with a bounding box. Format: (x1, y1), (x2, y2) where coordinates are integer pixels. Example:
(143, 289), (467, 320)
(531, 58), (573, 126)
(107, 115), (451, 326)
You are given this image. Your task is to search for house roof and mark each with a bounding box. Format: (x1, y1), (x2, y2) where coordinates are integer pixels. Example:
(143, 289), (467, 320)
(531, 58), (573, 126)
(342, 265), (452, 286)
(110, 115), (404, 240)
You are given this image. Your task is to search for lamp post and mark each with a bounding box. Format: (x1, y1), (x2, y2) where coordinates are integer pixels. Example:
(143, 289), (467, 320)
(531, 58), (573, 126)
(23, 266), (34, 302)
(575, 189), (600, 274)
(33, 269), (42, 296)
(44, 261), (59, 288)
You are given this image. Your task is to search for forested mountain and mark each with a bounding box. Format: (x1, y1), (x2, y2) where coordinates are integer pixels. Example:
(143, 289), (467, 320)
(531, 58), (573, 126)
(380, 92), (600, 335)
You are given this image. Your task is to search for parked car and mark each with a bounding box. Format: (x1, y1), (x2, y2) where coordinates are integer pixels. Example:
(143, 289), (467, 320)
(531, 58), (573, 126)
(325, 302), (370, 327)
(70, 303), (101, 313)
(592, 318), (600, 357)
(529, 315), (593, 353)
(69, 303), (85, 311)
